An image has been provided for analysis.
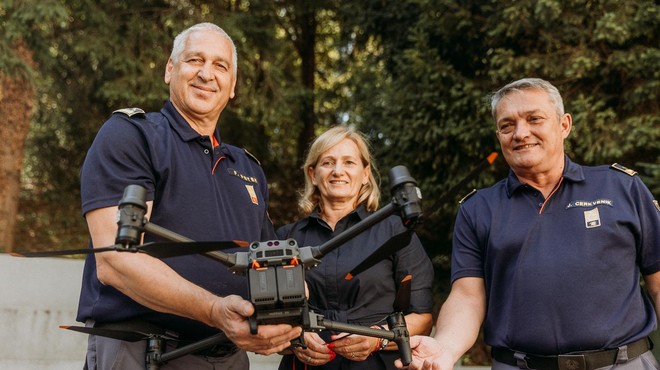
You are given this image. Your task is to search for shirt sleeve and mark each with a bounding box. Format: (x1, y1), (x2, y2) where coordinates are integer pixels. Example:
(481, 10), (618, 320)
(80, 115), (156, 216)
(633, 176), (660, 275)
(451, 202), (486, 283)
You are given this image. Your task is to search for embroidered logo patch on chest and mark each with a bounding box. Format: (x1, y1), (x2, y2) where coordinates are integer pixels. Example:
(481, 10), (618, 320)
(583, 207), (601, 228)
(245, 185), (259, 205)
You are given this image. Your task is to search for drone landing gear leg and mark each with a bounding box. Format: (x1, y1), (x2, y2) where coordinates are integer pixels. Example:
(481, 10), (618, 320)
(387, 312), (412, 366)
(249, 316), (258, 335)
(143, 332), (230, 369)
(145, 336), (166, 370)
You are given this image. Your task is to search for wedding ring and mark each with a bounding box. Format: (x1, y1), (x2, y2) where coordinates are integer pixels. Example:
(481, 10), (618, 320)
(351, 352), (356, 358)
(307, 355), (312, 363)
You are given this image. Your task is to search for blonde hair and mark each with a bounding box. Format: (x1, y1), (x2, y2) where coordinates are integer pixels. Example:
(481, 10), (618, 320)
(299, 126), (380, 214)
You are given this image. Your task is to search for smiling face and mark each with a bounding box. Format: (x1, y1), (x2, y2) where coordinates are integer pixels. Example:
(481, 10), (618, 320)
(309, 138), (370, 208)
(495, 88), (572, 177)
(164, 28), (237, 126)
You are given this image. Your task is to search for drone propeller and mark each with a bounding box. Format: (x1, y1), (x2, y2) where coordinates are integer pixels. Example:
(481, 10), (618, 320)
(60, 320), (179, 342)
(136, 240), (249, 258)
(344, 230), (414, 280)
(393, 274), (412, 313)
(427, 151), (498, 215)
(12, 240), (248, 258)
(12, 245), (131, 258)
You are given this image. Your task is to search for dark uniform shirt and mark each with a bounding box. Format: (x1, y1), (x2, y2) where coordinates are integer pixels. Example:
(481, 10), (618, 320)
(452, 156), (660, 354)
(77, 100), (275, 340)
(277, 204), (434, 370)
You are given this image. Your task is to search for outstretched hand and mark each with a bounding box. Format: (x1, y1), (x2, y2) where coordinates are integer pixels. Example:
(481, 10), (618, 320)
(394, 335), (454, 370)
(211, 295), (302, 355)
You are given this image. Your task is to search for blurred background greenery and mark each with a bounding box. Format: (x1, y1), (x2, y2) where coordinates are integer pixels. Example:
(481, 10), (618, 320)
(1, 0), (658, 364)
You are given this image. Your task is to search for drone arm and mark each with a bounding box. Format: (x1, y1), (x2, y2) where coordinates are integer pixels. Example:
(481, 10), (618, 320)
(320, 320), (395, 341)
(142, 222), (237, 267)
(157, 332), (228, 364)
(311, 313), (412, 366)
(143, 222), (192, 242)
(313, 203), (396, 259)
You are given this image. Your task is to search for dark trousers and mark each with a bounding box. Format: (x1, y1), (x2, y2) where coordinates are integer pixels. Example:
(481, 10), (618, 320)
(83, 333), (249, 370)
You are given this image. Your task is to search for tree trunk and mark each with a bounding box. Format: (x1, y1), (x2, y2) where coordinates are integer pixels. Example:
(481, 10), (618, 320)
(294, 0), (317, 167)
(0, 41), (35, 253)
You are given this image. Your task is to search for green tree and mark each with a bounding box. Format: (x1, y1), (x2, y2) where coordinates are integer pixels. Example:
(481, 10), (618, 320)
(335, 0), (659, 256)
(7, 0), (659, 363)
(0, 0), (69, 252)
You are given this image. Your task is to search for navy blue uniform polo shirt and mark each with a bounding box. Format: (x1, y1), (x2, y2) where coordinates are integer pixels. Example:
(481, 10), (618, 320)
(77, 100), (275, 340)
(277, 205), (434, 325)
(277, 204), (434, 370)
(452, 156), (660, 354)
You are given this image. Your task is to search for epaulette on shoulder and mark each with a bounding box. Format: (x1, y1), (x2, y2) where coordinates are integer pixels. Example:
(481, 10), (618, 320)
(610, 163), (637, 177)
(459, 189), (477, 204)
(244, 148), (261, 166)
(113, 107), (146, 117)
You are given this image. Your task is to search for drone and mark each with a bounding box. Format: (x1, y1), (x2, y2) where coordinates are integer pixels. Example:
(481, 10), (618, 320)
(14, 153), (499, 370)
(15, 165), (425, 370)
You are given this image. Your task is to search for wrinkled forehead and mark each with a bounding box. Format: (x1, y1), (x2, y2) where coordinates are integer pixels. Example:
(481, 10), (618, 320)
(185, 30), (233, 56)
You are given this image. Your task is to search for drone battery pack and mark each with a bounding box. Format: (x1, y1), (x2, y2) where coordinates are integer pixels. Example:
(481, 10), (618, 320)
(276, 264), (305, 307)
(249, 267), (278, 309)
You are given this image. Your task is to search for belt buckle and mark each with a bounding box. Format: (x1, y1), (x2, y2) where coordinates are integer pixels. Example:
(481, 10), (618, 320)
(558, 354), (586, 370)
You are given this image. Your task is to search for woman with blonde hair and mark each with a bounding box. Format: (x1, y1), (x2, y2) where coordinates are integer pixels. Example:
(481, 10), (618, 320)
(278, 125), (434, 370)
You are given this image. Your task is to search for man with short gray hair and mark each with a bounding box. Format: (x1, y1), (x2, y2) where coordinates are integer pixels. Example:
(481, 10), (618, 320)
(77, 22), (301, 370)
(398, 78), (660, 370)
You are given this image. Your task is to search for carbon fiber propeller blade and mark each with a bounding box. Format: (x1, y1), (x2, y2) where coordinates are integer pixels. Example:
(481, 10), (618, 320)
(60, 322), (178, 342)
(12, 240), (248, 258)
(394, 275), (412, 312)
(345, 230), (413, 280)
(136, 240), (249, 258)
(12, 245), (135, 258)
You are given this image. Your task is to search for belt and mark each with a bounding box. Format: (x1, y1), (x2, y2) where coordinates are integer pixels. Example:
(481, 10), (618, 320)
(492, 337), (651, 370)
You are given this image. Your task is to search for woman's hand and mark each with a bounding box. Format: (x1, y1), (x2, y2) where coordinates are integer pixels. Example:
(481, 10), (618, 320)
(293, 332), (336, 366)
(330, 333), (381, 361)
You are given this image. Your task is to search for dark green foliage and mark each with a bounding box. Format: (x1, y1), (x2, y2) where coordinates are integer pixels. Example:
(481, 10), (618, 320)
(3, 0), (658, 362)
(335, 0), (659, 259)
(7, 0), (659, 269)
